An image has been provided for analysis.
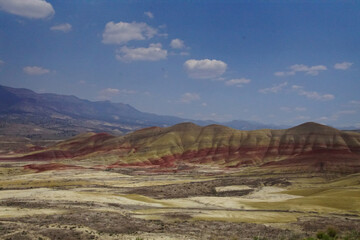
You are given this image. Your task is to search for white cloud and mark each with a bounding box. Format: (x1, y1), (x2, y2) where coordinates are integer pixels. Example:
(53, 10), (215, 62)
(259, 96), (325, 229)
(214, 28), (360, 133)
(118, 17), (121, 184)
(259, 82), (288, 94)
(318, 116), (329, 122)
(99, 88), (119, 100)
(144, 11), (154, 19)
(295, 107), (307, 111)
(121, 89), (137, 95)
(337, 110), (356, 115)
(194, 112), (233, 122)
(225, 78), (251, 87)
(184, 59), (227, 79)
(180, 92), (200, 103)
(170, 38), (185, 49)
(317, 110), (356, 123)
(0, 59), (4, 65)
(201, 102), (207, 107)
(280, 106), (306, 112)
(292, 85), (334, 101)
(50, 23), (72, 32)
(98, 88), (137, 100)
(102, 88), (119, 94)
(280, 106), (291, 112)
(275, 64), (327, 77)
(116, 43), (167, 62)
(350, 100), (360, 105)
(102, 21), (157, 45)
(23, 66), (50, 75)
(334, 62), (353, 70)
(180, 51), (190, 56)
(291, 64), (327, 76)
(274, 71), (295, 77)
(0, 0), (54, 19)
(295, 115), (311, 121)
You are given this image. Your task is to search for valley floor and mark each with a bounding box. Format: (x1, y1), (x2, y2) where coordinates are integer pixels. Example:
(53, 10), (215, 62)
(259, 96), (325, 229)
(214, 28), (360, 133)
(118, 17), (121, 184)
(0, 161), (359, 240)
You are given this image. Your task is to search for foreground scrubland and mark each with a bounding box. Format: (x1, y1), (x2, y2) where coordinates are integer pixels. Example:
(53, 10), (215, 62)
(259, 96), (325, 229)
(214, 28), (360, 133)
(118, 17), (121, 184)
(0, 161), (359, 240)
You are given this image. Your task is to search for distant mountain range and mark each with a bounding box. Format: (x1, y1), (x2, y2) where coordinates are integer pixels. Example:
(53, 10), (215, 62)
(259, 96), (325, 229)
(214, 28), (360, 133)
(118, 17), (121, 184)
(0, 85), (284, 140)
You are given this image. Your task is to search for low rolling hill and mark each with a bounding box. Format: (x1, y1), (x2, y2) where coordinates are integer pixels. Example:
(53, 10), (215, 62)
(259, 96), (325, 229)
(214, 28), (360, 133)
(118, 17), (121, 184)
(7, 122), (360, 173)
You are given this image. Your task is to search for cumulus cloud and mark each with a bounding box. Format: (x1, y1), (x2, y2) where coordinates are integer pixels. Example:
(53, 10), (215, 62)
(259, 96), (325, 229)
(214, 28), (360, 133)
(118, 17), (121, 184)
(334, 62), (353, 70)
(0, 0), (54, 19)
(259, 82), (288, 94)
(225, 78), (251, 87)
(292, 85), (334, 101)
(144, 11), (154, 19)
(23, 66), (50, 75)
(275, 64), (327, 77)
(170, 38), (185, 49)
(50, 23), (72, 32)
(180, 92), (200, 103)
(184, 59), (227, 79)
(291, 64), (327, 75)
(102, 21), (157, 45)
(116, 43), (167, 62)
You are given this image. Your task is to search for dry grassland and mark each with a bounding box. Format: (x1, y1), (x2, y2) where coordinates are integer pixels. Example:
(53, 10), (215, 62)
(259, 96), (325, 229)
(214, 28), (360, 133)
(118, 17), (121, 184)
(0, 161), (359, 239)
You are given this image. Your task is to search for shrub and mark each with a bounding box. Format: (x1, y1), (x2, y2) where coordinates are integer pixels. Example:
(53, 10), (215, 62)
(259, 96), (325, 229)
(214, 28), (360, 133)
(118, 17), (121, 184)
(316, 232), (331, 240)
(343, 230), (360, 240)
(253, 237), (268, 240)
(327, 227), (337, 238)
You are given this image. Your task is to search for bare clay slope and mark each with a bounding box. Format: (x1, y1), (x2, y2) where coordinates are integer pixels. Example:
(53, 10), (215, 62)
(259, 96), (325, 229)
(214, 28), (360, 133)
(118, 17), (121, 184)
(12, 122), (360, 173)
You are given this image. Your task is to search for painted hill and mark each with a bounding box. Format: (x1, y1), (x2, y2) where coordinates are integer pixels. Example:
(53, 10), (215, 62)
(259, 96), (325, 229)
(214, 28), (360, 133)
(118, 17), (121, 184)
(11, 122), (360, 173)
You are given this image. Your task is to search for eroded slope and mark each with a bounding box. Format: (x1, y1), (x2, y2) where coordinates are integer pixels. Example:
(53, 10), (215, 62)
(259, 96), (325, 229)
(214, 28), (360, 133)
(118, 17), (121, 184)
(5, 122), (360, 173)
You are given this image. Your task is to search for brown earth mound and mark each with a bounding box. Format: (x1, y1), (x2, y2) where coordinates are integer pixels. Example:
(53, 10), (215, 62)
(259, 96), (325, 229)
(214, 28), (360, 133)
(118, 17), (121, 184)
(24, 163), (83, 172)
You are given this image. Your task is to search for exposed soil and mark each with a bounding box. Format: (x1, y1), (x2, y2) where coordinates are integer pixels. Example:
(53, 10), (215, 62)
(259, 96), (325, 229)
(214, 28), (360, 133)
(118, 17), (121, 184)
(127, 176), (291, 199)
(1, 203), (359, 240)
(298, 215), (360, 233)
(0, 165), (359, 240)
(0, 208), (295, 240)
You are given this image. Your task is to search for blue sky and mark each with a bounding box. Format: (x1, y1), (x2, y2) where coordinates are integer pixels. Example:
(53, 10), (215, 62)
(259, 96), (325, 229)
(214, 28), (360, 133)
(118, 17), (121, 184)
(0, 0), (359, 127)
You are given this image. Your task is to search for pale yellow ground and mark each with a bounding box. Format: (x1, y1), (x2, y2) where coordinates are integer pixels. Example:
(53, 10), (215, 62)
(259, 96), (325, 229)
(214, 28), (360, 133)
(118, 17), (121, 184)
(215, 185), (252, 192)
(0, 206), (64, 218)
(0, 188), (164, 207)
(0, 166), (359, 229)
(239, 186), (302, 202)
